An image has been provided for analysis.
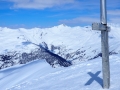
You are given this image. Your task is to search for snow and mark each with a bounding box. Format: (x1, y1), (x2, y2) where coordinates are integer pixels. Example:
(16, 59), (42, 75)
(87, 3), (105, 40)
(0, 25), (100, 54)
(0, 55), (120, 90)
(0, 24), (120, 90)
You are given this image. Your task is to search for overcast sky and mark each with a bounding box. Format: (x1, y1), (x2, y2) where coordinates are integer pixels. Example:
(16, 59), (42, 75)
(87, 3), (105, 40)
(0, 0), (120, 28)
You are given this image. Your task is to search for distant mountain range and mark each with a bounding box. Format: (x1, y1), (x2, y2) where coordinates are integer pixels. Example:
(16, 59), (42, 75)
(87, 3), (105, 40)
(0, 24), (120, 69)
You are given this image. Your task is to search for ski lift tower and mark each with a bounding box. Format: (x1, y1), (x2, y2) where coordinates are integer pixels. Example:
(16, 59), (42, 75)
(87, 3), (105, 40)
(92, 0), (110, 89)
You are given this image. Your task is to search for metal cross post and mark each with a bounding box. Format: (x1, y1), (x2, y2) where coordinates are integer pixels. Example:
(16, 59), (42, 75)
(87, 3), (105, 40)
(92, 0), (110, 89)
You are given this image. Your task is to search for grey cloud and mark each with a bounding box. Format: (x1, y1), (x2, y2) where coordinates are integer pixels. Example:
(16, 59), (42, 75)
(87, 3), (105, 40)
(8, 0), (76, 9)
(108, 10), (120, 16)
(6, 0), (101, 10)
(107, 10), (120, 23)
(59, 17), (99, 26)
(109, 18), (120, 23)
(3, 0), (120, 10)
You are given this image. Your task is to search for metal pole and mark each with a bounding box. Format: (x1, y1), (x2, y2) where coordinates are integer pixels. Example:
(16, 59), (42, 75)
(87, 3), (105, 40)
(100, 0), (110, 89)
(100, 0), (107, 24)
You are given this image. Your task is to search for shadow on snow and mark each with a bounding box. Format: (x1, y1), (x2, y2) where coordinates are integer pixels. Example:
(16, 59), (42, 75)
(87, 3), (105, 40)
(85, 71), (103, 87)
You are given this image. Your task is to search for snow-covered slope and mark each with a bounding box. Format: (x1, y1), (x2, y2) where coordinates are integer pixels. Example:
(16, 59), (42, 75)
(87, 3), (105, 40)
(0, 55), (120, 90)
